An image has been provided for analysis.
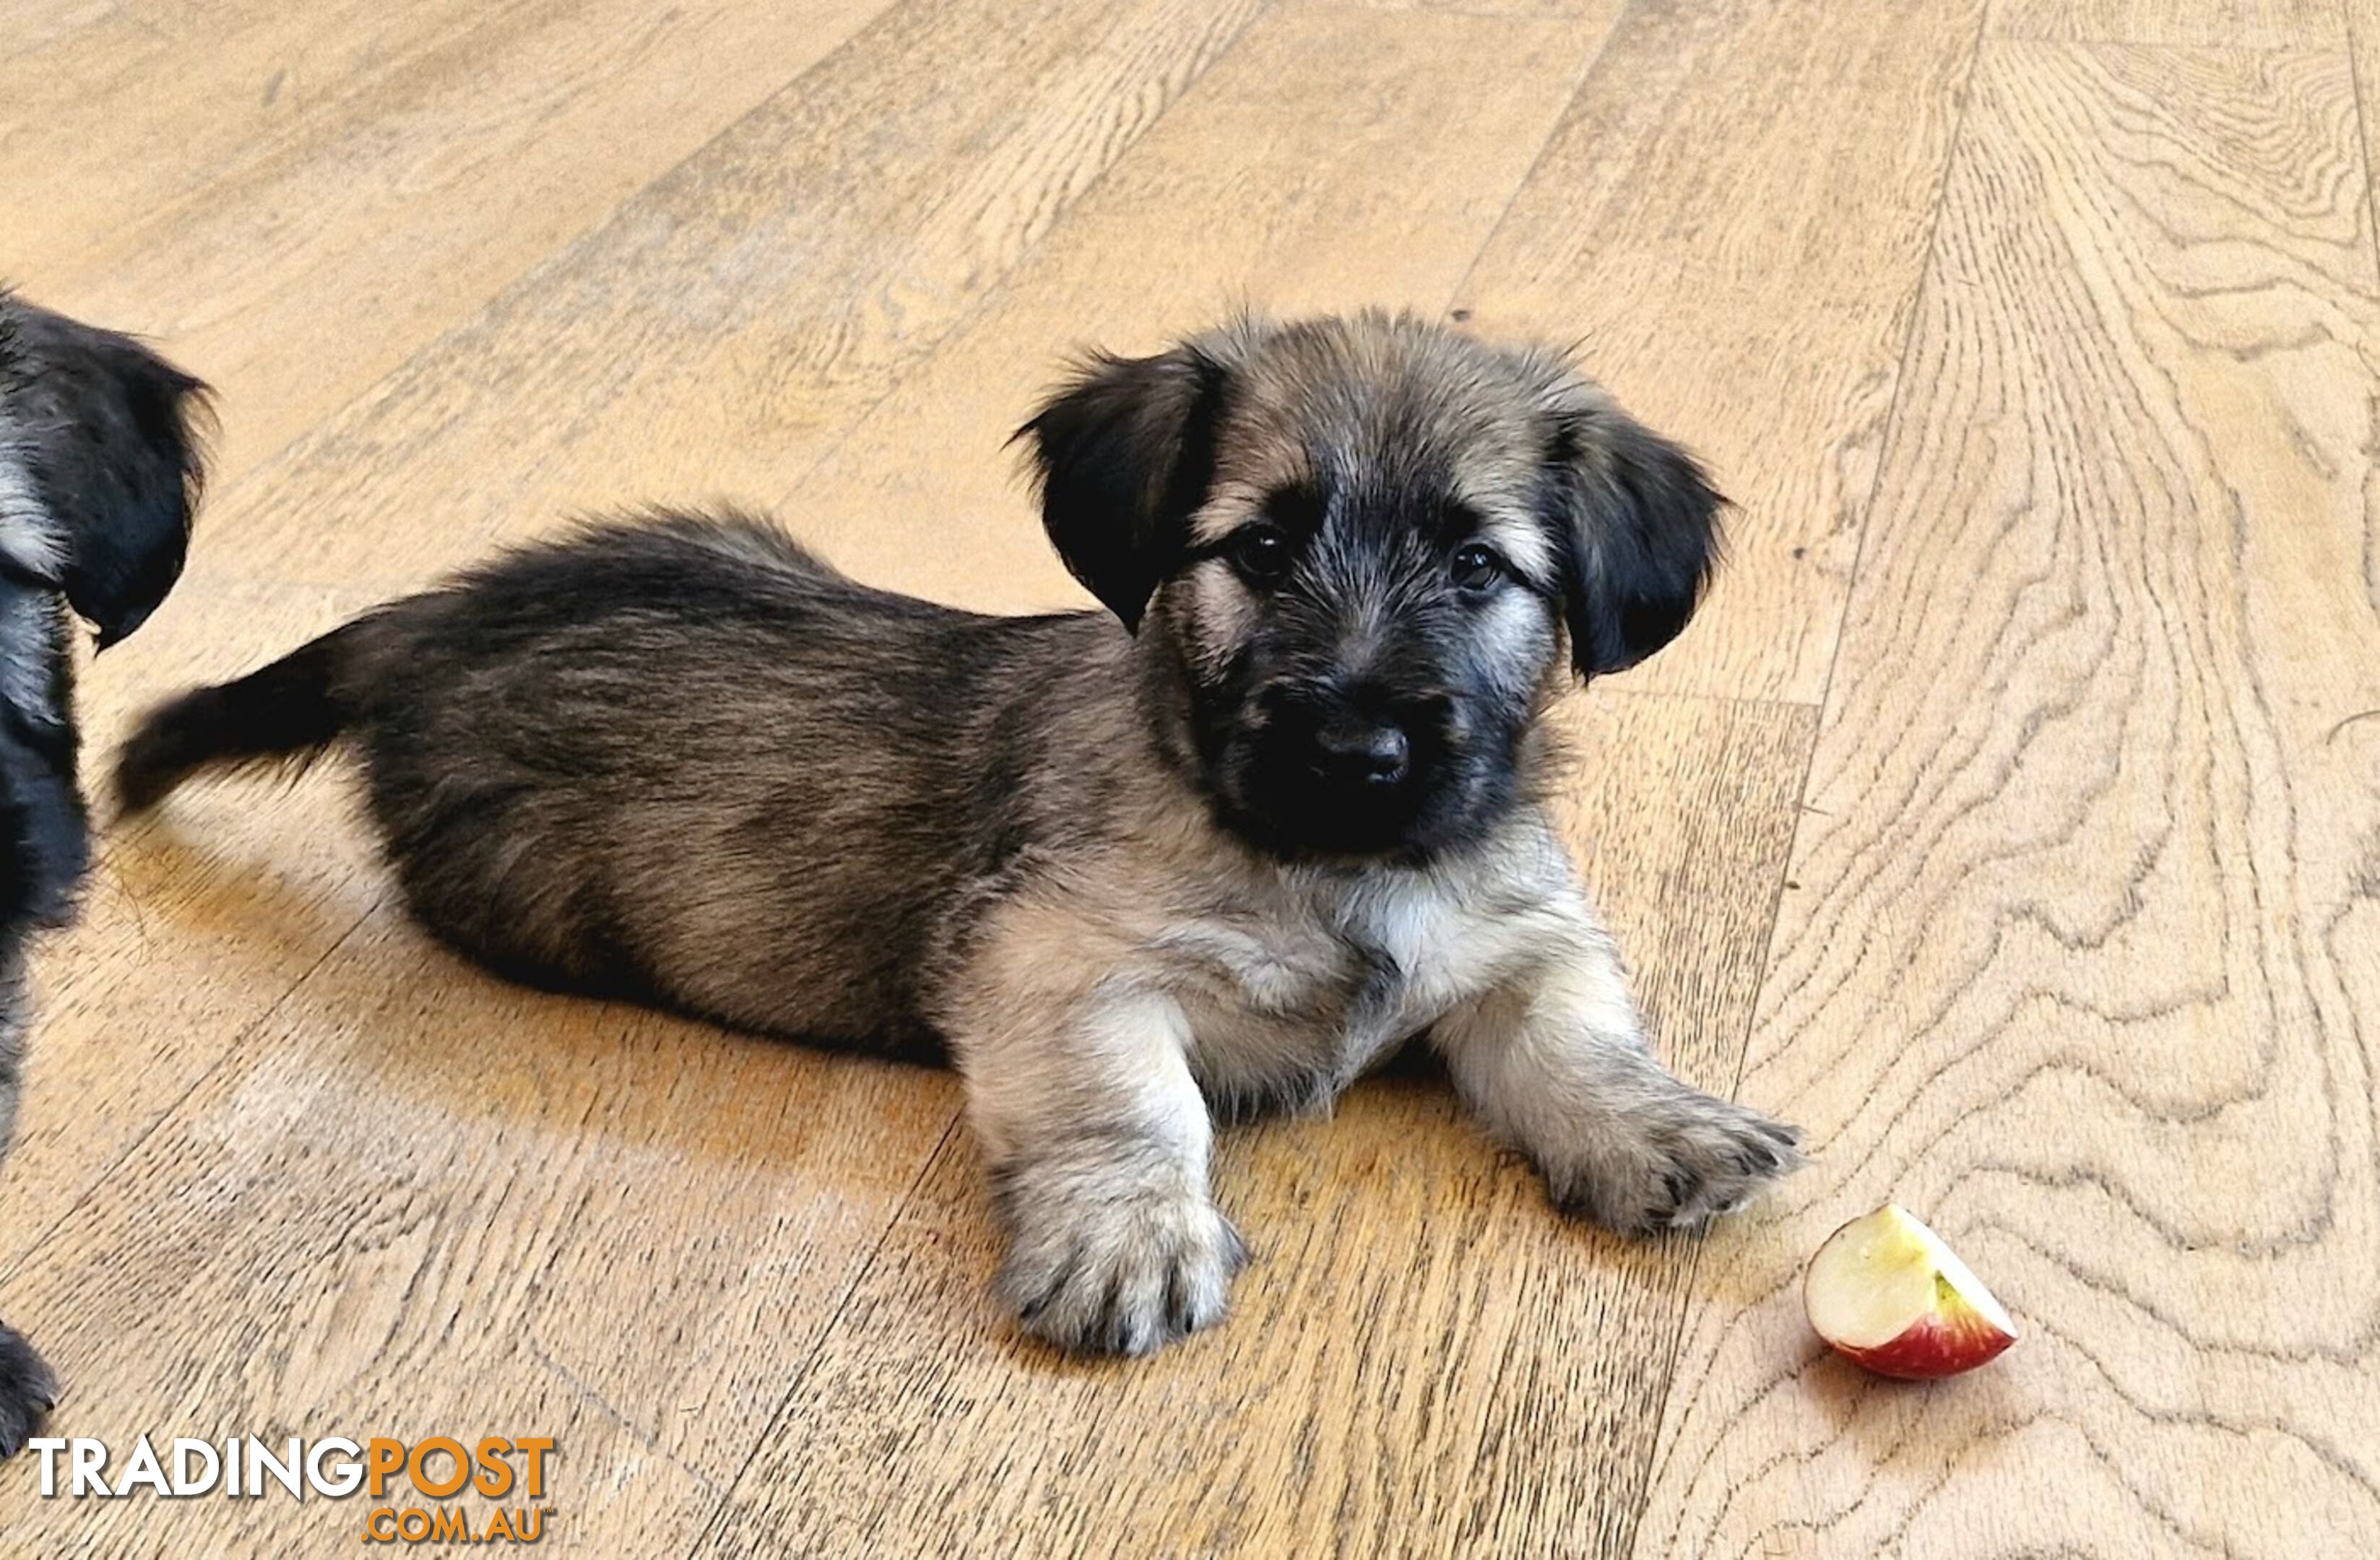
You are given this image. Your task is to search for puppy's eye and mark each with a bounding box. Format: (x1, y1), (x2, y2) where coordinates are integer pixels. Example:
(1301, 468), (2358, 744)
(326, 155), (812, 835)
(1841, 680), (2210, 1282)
(1226, 524), (1294, 584)
(1451, 542), (1505, 593)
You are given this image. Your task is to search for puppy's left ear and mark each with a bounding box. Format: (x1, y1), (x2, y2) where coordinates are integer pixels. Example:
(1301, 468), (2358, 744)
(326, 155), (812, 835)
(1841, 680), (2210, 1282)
(1016, 342), (1230, 633)
(2, 298), (210, 648)
(1538, 382), (1724, 679)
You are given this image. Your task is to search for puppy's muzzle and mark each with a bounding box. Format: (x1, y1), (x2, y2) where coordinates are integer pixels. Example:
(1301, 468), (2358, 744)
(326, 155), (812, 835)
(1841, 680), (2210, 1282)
(1247, 681), (1455, 846)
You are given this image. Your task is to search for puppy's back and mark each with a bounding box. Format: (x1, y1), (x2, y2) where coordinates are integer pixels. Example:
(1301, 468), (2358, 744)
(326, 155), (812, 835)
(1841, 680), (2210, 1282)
(122, 512), (1119, 1054)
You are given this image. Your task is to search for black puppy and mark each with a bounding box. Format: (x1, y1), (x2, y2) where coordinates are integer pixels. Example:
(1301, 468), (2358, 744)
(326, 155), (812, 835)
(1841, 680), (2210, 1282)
(0, 292), (209, 1455)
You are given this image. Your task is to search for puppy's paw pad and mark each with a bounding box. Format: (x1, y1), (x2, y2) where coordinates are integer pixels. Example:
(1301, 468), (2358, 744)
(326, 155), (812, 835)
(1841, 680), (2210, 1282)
(0, 1326), (58, 1460)
(995, 1182), (1248, 1358)
(1553, 1096), (1804, 1236)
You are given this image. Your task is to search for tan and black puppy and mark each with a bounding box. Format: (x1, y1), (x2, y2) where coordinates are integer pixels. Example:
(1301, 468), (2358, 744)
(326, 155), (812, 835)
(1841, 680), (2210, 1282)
(119, 313), (1799, 1357)
(1, 292), (209, 1452)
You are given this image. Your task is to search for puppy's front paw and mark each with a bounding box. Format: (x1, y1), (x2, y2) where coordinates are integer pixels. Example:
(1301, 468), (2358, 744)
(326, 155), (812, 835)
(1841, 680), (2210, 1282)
(0, 1324), (57, 1458)
(1549, 1091), (1804, 1235)
(991, 1156), (1249, 1357)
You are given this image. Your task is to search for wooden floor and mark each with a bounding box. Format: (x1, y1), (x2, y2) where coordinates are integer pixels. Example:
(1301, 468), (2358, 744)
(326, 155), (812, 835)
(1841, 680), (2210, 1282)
(4, 1), (2377, 1554)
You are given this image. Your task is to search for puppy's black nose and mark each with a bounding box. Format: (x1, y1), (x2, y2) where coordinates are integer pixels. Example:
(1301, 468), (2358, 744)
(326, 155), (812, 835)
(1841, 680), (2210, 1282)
(1313, 719), (1409, 786)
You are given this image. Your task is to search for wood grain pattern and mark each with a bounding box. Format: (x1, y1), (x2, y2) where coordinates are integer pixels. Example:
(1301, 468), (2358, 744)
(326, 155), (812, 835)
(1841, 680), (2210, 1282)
(702, 690), (1816, 1557)
(1, 0), (896, 483)
(2353, 2), (2380, 214)
(1635, 41), (2380, 1557)
(1992, 0), (2342, 48)
(6, 0), (475, 273)
(1455, 0), (1987, 707)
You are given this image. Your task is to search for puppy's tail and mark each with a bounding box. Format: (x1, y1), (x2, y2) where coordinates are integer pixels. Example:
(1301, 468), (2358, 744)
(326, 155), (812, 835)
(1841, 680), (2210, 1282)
(113, 622), (365, 814)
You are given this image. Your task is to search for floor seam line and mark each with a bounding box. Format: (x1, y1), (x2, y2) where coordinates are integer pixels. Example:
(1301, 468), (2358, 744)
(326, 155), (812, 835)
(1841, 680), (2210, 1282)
(684, 1111), (965, 1555)
(1440, 0), (1640, 316)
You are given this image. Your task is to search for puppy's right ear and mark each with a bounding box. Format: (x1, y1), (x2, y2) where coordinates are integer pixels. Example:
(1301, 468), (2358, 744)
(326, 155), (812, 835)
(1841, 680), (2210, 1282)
(1, 295), (210, 648)
(1534, 376), (1724, 680)
(1016, 344), (1229, 633)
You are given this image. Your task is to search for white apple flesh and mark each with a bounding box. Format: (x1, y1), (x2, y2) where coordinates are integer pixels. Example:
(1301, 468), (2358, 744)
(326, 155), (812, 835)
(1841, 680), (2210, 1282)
(1804, 1204), (2017, 1379)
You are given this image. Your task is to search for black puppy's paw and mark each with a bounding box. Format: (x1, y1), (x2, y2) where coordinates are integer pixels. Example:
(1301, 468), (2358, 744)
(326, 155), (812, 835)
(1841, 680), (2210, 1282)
(0, 1324), (58, 1458)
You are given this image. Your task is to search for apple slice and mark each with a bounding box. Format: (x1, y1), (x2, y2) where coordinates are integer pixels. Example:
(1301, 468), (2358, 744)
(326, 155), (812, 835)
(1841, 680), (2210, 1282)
(1804, 1204), (2017, 1379)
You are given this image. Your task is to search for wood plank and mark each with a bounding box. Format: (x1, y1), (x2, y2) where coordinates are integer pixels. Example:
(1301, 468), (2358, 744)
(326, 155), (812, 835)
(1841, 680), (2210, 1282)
(168, 0), (1263, 589)
(4, 0), (485, 277)
(1993, 0), (2342, 48)
(753, 1), (1623, 612)
(702, 690), (1816, 1556)
(1635, 41), (2380, 1557)
(2, 0), (896, 483)
(1454, 0), (1988, 706)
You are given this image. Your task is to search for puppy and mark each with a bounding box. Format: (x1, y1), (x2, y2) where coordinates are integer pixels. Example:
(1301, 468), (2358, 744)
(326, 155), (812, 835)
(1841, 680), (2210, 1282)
(118, 312), (1798, 1357)
(0, 291), (209, 1452)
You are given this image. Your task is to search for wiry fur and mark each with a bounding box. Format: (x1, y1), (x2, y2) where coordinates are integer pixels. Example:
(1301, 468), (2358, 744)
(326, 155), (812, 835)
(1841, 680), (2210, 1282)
(119, 313), (1797, 1358)
(0, 290), (209, 1453)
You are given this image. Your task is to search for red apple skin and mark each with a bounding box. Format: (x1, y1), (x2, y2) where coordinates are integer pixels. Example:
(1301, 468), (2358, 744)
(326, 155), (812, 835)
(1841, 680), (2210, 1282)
(1825, 1308), (2017, 1380)
(1804, 1205), (2020, 1379)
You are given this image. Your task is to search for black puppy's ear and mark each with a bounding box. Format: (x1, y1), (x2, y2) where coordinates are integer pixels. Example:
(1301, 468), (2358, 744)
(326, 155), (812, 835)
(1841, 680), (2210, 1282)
(1539, 389), (1724, 679)
(2, 298), (209, 648)
(1016, 343), (1229, 633)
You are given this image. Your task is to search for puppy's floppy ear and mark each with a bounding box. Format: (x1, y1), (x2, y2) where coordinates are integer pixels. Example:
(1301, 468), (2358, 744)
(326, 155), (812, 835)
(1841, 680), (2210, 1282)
(1016, 341), (1230, 633)
(1536, 376), (1723, 679)
(1, 295), (209, 648)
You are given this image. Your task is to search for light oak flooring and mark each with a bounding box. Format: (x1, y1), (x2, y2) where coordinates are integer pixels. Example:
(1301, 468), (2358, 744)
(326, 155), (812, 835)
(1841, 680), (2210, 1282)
(4, 1), (2377, 1554)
